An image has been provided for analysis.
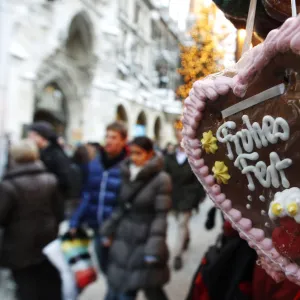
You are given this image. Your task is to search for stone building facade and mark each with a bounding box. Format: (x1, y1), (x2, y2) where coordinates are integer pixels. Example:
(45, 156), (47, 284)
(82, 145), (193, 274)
(2, 0), (183, 149)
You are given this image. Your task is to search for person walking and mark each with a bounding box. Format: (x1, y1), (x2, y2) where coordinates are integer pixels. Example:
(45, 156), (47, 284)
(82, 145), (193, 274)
(0, 139), (62, 300)
(70, 122), (128, 274)
(27, 121), (71, 198)
(72, 142), (101, 194)
(102, 137), (171, 300)
(165, 128), (206, 271)
(163, 143), (175, 156)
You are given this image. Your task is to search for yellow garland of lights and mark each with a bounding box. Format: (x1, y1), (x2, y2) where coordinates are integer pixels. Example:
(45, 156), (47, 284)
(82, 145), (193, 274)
(176, 3), (228, 100)
(212, 161), (231, 184)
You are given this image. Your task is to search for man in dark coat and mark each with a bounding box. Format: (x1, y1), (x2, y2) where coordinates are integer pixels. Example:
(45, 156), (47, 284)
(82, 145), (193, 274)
(28, 121), (71, 197)
(165, 128), (206, 271)
(0, 139), (62, 300)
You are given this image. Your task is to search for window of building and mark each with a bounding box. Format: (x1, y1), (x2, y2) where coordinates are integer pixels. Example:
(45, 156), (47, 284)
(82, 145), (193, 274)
(116, 105), (128, 124)
(119, 0), (128, 16)
(134, 3), (141, 24)
(120, 29), (127, 53)
(117, 70), (126, 81)
(135, 41), (147, 71)
(66, 12), (93, 63)
(151, 21), (161, 41)
(156, 60), (169, 89)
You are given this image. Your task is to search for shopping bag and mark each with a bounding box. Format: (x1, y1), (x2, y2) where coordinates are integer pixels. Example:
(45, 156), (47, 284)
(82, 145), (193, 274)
(43, 239), (78, 300)
(61, 228), (97, 290)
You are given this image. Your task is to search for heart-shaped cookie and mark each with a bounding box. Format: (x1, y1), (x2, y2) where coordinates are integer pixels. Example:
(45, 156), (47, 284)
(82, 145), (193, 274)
(182, 15), (300, 285)
(263, 0), (300, 22)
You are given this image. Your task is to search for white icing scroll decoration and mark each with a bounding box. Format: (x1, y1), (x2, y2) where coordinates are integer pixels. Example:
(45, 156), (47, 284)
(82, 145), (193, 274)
(221, 84), (285, 119)
(216, 115), (292, 191)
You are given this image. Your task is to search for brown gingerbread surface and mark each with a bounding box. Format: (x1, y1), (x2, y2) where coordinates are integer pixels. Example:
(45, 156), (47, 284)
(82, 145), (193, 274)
(197, 52), (300, 238)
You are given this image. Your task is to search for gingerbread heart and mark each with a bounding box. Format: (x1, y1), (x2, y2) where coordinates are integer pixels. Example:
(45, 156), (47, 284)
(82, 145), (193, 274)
(182, 15), (300, 285)
(263, 0), (300, 22)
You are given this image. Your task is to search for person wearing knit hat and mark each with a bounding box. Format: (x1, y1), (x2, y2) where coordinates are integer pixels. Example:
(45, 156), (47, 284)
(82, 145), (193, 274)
(28, 121), (71, 202)
(28, 121), (57, 143)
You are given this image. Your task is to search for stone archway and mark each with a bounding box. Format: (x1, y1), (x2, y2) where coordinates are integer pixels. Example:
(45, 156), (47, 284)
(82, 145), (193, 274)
(33, 11), (94, 141)
(116, 105), (128, 124)
(135, 111), (147, 137)
(66, 11), (94, 66)
(34, 82), (68, 136)
(137, 111), (147, 125)
(34, 68), (80, 138)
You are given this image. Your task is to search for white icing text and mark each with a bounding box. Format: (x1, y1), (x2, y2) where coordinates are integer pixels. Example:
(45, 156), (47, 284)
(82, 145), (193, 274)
(216, 115), (291, 190)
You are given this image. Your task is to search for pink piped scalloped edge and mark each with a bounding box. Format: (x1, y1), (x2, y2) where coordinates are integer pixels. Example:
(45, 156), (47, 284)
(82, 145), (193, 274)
(182, 15), (300, 286)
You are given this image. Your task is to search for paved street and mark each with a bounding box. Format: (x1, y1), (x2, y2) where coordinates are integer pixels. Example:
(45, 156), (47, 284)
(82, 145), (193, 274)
(80, 198), (222, 300)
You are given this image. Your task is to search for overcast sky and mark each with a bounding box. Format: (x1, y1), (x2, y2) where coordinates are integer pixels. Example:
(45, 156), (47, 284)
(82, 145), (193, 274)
(169, 0), (191, 30)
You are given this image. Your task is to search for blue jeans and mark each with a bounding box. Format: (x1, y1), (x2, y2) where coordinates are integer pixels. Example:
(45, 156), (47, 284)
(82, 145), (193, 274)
(94, 233), (110, 274)
(105, 288), (137, 300)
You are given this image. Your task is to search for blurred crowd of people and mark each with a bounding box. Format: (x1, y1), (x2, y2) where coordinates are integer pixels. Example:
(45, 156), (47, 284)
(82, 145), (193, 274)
(0, 120), (205, 300)
(1, 119), (300, 300)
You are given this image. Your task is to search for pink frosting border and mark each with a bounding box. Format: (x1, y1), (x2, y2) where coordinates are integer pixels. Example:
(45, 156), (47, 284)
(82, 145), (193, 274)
(182, 15), (300, 285)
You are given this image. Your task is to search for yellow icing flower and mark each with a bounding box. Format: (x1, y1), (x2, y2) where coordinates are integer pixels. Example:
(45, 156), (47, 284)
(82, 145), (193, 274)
(271, 202), (283, 217)
(212, 161), (231, 184)
(287, 202), (298, 217)
(201, 130), (218, 154)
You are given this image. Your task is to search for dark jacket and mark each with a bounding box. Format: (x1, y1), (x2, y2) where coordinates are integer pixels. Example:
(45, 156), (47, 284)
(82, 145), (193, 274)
(40, 143), (70, 196)
(102, 155), (171, 292)
(187, 210), (300, 300)
(70, 149), (126, 229)
(0, 162), (62, 270)
(186, 211), (255, 300)
(165, 151), (205, 212)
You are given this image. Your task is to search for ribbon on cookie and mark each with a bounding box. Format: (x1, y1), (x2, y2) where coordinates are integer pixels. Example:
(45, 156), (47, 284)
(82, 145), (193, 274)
(242, 0), (257, 55)
(291, 0), (297, 17)
(221, 83), (285, 119)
